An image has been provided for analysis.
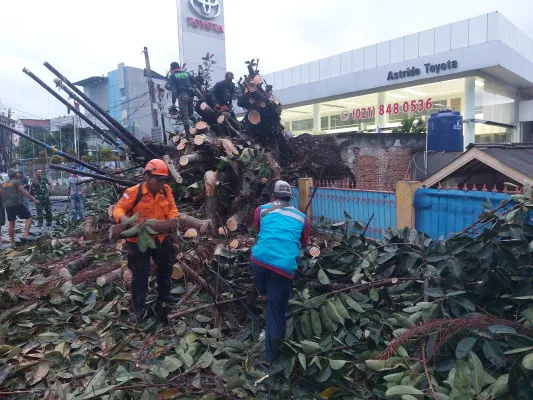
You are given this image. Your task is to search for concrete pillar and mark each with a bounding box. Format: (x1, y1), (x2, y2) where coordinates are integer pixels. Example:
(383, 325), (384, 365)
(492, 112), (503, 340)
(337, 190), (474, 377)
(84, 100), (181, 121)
(298, 177), (314, 218)
(313, 104), (321, 132)
(395, 181), (422, 229)
(377, 91), (386, 131)
(463, 77), (476, 149)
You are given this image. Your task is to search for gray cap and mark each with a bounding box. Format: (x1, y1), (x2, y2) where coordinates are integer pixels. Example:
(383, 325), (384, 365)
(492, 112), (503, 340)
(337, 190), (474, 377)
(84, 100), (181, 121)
(273, 180), (292, 199)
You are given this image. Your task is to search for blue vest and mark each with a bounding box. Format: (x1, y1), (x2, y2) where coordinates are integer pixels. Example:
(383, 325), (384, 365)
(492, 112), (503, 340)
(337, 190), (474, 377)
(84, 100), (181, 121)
(251, 202), (306, 277)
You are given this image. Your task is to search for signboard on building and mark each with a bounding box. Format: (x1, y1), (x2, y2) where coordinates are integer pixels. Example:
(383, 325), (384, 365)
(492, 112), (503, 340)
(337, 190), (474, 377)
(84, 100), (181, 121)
(387, 60), (458, 81)
(177, 0), (227, 82)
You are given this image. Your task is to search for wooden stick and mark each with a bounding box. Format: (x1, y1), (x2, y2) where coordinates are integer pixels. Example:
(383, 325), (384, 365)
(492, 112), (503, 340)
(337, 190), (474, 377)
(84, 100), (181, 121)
(168, 297), (246, 320)
(204, 170), (218, 227)
(96, 267), (123, 286)
(179, 153), (202, 166)
(219, 138), (239, 156)
(163, 154), (183, 184)
(226, 210), (249, 232)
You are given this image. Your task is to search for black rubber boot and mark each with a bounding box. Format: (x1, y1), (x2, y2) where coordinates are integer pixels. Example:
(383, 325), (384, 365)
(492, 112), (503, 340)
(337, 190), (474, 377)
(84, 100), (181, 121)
(158, 294), (181, 304)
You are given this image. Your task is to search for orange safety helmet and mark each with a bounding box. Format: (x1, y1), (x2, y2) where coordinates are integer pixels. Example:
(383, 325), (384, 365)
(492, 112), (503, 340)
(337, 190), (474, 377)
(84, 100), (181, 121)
(144, 159), (169, 177)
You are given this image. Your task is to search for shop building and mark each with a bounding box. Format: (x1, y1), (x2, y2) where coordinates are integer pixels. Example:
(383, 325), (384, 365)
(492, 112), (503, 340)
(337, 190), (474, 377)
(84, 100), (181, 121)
(263, 12), (533, 147)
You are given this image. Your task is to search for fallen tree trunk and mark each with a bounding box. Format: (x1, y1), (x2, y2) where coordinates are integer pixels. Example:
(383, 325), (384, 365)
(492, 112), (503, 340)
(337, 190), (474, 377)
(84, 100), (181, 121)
(96, 267), (123, 286)
(179, 153), (208, 166)
(179, 214), (212, 234)
(204, 170), (218, 228)
(163, 154), (183, 184)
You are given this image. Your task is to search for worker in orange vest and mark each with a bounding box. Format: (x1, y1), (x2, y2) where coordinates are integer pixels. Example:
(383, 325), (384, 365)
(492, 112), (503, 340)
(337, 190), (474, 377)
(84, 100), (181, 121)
(111, 159), (180, 322)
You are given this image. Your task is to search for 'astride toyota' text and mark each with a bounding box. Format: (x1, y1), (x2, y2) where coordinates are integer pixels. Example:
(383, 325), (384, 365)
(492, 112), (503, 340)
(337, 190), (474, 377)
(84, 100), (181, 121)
(387, 60), (458, 81)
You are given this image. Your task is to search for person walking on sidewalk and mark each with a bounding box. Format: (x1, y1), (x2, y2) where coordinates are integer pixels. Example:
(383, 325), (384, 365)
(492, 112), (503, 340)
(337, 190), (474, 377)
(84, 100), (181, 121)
(110, 159), (181, 323)
(0, 169), (40, 247)
(67, 172), (85, 222)
(169, 62), (195, 136)
(31, 169), (54, 227)
(250, 180), (310, 364)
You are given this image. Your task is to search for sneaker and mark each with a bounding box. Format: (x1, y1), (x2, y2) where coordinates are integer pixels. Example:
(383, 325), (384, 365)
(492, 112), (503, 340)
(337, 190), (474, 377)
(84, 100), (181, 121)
(158, 294), (181, 304)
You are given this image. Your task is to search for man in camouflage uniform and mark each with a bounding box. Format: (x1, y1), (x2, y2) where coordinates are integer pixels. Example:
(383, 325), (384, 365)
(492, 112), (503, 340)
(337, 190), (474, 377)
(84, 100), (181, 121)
(31, 169), (54, 227)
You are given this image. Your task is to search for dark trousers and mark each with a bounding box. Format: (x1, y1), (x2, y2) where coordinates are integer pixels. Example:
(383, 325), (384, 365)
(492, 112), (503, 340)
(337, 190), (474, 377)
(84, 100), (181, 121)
(127, 237), (173, 313)
(251, 262), (293, 363)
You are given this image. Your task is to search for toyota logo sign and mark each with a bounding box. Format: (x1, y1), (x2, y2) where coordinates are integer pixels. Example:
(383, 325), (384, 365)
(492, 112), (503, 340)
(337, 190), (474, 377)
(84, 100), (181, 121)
(189, 0), (221, 19)
(340, 111), (350, 122)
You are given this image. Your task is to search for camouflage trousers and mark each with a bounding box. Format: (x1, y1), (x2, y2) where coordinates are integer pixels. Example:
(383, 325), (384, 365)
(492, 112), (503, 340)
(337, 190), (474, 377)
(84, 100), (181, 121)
(36, 195), (52, 223)
(177, 93), (194, 131)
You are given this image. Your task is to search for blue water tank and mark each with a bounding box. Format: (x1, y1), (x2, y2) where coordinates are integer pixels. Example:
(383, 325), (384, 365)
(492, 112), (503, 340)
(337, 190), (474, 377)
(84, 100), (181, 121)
(427, 110), (463, 152)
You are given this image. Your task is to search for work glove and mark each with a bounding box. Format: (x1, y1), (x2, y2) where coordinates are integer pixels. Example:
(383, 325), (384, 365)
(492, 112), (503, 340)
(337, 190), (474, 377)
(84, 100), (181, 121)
(109, 224), (127, 241)
(154, 219), (179, 233)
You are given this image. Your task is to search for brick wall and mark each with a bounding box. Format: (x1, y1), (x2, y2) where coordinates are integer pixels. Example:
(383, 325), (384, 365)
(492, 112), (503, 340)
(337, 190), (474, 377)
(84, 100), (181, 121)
(337, 133), (425, 191)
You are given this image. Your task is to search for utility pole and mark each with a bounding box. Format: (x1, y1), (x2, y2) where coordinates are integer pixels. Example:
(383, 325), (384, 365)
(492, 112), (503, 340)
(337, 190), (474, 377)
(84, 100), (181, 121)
(73, 115), (78, 156)
(143, 46), (162, 143)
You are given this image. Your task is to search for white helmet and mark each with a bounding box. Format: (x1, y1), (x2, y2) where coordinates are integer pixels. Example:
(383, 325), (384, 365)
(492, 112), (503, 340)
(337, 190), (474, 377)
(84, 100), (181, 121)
(273, 180), (292, 199)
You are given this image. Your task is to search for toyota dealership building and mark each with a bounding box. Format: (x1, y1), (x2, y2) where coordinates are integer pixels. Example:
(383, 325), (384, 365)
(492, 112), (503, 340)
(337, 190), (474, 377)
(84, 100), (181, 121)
(178, 4), (533, 147)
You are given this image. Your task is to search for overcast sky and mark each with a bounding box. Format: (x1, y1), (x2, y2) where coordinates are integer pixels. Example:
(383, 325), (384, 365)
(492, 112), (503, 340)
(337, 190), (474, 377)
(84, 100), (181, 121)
(1, 0), (532, 120)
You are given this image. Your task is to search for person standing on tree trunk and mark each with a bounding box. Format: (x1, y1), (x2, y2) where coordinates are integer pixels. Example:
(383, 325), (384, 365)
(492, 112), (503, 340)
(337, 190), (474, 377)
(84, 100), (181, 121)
(212, 71), (235, 115)
(31, 169), (54, 227)
(169, 62), (195, 137)
(250, 180), (310, 364)
(110, 159), (181, 323)
(1, 169), (40, 247)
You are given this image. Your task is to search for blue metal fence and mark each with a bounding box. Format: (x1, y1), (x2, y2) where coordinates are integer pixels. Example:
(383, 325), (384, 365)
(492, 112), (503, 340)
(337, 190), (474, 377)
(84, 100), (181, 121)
(310, 187), (396, 239)
(414, 188), (511, 239)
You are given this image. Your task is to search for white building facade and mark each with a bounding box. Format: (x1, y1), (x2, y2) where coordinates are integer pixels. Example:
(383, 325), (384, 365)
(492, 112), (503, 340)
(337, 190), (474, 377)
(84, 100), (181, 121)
(261, 12), (533, 148)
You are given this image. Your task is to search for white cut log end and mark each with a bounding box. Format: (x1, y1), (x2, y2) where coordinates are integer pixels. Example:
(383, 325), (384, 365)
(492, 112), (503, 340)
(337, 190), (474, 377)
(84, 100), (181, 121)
(226, 217), (238, 232)
(96, 268), (123, 286)
(59, 267), (72, 280)
(253, 74), (263, 85)
(248, 110), (261, 125)
(179, 156), (189, 166)
(172, 135), (180, 143)
(214, 244), (225, 256)
(196, 121), (208, 131)
(217, 115), (225, 124)
(172, 264), (184, 280)
(193, 135), (205, 146)
(184, 228), (198, 238)
(309, 246), (321, 258)
(189, 128), (197, 136)
(107, 205), (115, 219)
(229, 239), (239, 249)
(218, 226), (228, 235)
(200, 102), (209, 111)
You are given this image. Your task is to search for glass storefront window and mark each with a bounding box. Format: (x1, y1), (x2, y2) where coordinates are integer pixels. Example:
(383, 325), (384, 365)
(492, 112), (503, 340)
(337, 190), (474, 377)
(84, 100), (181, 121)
(280, 76), (517, 143)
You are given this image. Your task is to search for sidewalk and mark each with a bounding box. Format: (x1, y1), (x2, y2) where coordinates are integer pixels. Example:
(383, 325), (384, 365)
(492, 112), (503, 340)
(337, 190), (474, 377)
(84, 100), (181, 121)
(0, 197), (70, 250)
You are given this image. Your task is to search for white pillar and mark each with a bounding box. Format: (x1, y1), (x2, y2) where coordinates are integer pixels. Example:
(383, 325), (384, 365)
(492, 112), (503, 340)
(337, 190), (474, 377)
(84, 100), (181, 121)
(377, 92), (386, 131)
(313, 104), (321, 132)
(463, 77), (476, 149)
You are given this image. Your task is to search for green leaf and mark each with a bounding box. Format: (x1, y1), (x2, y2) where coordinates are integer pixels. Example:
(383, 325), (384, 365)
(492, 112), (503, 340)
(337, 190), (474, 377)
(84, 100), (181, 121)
(488, 325), (516, 335)
(483, 340), (506, 368)
(468, 351), (484, 394)
(329, 359), (347, 370)
(342, 294), (364, 313)
(426, 287), (445, 298)
(28, 362), (51, 386)
(334, 297), (351, 320)
(365, 357), (404, 371)
(310, 309), (322, 336)
(83, 369), (106, 396)
(522, 352), (533, 370)
(448, 259), (462, 278)
(303, 294), (327, 309)
(300, 340), (321, 355)
(369, 288), (379, 302)
(385, 385), (424, 399)
(317, 269), (330, 285)
(491, 374), (509, 398)
(37, 332), (60, 343)
(180, 352), (194, 368)
(449, 361), (472, 400)
(196, 351), (214, 369)
(162, 356), (182, 373)
(504, 346), (533, 355)
(316, 366), (332, 383)
(456, 337), (477, 359)
(297, 353), (306, 370)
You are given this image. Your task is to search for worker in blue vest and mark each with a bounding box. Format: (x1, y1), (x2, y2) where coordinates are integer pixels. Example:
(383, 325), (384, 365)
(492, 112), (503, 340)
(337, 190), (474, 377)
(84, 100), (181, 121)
(250, 180), (310, 363)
